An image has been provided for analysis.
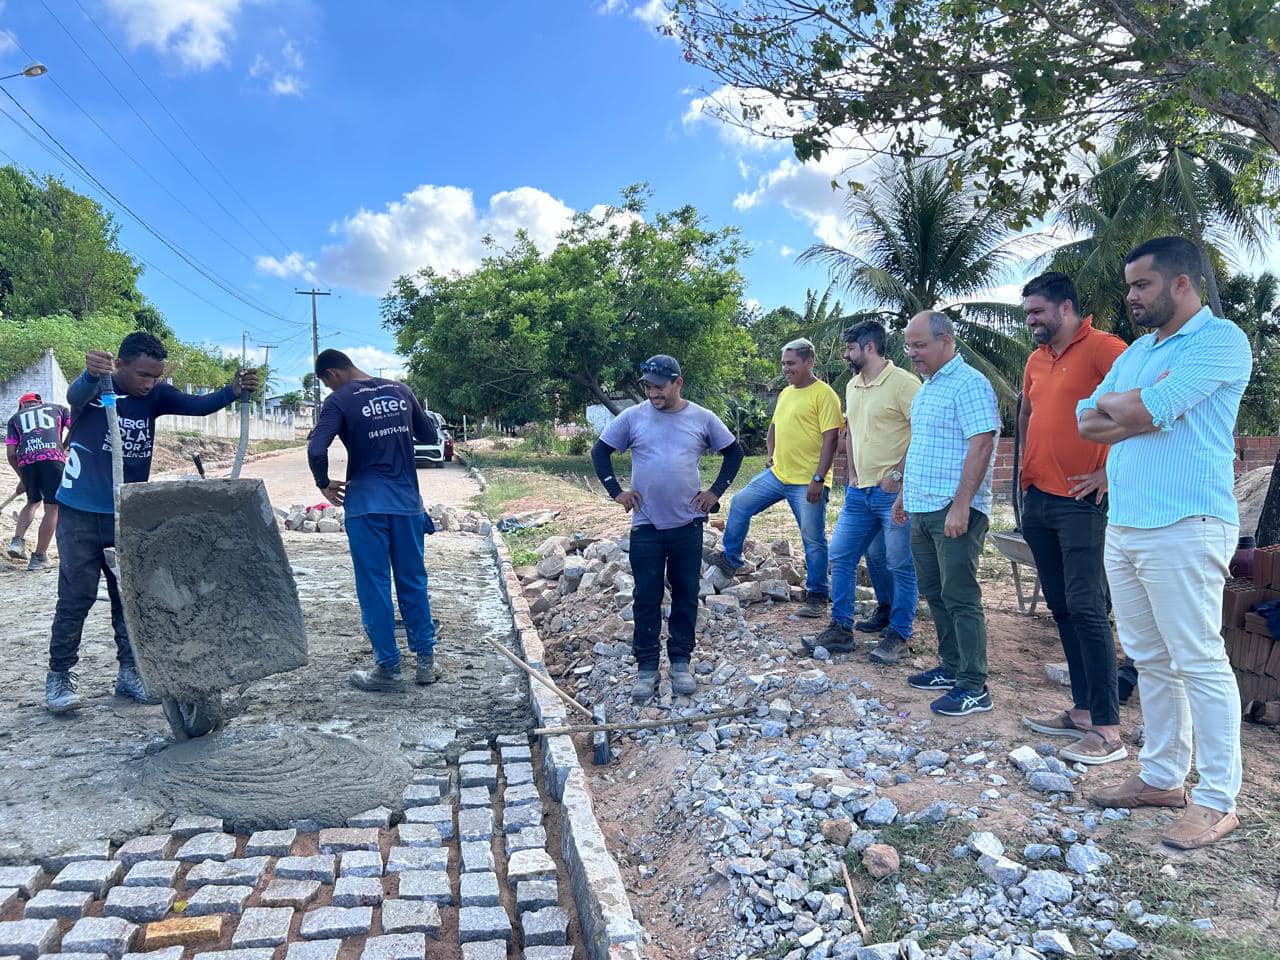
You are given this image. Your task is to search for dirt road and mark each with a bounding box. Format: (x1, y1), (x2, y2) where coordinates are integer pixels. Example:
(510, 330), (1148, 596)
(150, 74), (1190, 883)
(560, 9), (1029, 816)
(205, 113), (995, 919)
(0, 451), (530, 862)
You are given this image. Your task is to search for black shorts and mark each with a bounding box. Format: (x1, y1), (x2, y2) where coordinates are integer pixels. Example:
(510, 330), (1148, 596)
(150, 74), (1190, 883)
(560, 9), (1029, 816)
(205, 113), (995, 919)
(20, 460), (64, 504)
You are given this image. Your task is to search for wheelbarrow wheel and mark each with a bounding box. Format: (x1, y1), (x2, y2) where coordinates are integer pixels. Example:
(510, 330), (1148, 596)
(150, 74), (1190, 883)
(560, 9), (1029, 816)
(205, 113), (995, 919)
(161, 696), (225, 741)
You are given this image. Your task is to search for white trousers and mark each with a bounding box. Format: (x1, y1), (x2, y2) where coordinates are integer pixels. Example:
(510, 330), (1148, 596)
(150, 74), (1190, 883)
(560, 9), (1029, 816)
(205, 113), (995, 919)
(1104, 516), (1241, 813)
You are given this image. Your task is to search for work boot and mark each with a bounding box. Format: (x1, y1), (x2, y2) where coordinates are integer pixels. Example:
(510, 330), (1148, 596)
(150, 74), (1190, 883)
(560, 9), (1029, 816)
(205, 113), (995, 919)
(27, 553), (49, 571)
(7, 536), (25, 559)
(415, 655), (439, 685)
(796, 593), (829, 618)
(631, 668), (659, 704)
(350, 665), (405, 692)
(855, 602), (891, 633)
(46, 670), (82, 714)
(707, 550), (743, 578)
(670, 661), (697, 696)
(115, 664), (159, 704)
(868, 628), (909, 665)
(803, 621), (855, 654)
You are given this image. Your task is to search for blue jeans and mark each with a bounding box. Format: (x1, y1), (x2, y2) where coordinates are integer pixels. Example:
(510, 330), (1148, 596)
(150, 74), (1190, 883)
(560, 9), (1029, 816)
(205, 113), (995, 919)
(830, 486), (918, 637)
(865, 531), (891, 609)
(345, 512), (437, 670)
(723, 468), (829, 598)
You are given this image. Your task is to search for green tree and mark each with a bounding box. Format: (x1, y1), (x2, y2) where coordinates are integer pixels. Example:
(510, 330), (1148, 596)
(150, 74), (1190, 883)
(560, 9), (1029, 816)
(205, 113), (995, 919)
(276, 391), (304, 414)
(1221, 272), (1280, 436)
(132, 302), (174, 340)
(671, 1), (1280, 217)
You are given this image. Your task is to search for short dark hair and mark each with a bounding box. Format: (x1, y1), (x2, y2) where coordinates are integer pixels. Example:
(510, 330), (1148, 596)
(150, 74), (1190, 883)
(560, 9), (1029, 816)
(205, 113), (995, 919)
(1021, 271), (1080, 315)
(843, 319), (887, 356)
(1125, 236), (1202, 285)
(118, 331), (167, 363)
(315, 349), (354, 377)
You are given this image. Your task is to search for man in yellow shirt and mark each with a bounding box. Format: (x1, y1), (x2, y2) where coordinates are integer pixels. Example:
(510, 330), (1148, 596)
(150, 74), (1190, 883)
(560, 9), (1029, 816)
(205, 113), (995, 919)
(711, 338), (843, 617)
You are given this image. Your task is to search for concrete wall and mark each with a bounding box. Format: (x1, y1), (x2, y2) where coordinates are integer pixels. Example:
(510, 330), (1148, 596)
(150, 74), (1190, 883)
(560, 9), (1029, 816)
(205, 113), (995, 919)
(0, 349), (69, 414)
(156, 403), (297, 442)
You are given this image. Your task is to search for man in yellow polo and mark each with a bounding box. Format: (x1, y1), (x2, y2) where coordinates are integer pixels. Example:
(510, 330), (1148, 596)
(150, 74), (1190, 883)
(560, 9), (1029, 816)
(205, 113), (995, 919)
(711, 338), (843, 617)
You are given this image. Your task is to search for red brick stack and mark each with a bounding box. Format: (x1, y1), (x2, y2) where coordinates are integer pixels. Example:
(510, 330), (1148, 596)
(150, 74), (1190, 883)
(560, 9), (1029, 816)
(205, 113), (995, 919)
(1223, 544), (1280, 706)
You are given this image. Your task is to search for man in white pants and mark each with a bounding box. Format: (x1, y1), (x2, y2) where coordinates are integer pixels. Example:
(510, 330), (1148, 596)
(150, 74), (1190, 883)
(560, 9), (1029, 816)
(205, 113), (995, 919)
(1077, 236), (1251, 850)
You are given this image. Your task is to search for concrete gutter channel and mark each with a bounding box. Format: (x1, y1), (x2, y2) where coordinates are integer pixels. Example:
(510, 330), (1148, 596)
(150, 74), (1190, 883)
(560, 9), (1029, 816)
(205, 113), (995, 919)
(483, 515), (646, 960)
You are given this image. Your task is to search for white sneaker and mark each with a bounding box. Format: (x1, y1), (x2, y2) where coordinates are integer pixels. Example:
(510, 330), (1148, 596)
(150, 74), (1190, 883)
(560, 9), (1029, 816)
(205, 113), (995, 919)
(7, 537), (25, 559)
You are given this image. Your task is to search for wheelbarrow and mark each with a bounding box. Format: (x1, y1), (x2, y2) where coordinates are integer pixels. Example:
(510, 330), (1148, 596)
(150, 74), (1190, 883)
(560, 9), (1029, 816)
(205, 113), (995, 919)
(100, 376), (308, 739)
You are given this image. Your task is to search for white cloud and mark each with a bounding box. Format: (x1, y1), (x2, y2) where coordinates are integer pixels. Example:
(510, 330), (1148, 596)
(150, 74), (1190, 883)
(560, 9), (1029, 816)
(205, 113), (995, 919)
(779, 245), (794, 258)
(344, 346), (406, 379)
(248, 36), (305, 96)
(256, 251), (316, 282)
(733, 147), (879, 248)
(104, 0), (245, 71)
(683, 85), (807, 151)
(596, 0), (627, 12)
(315, 183), (575, 295)
(0, 1), (16, 56)
(631, 0), (675, 32)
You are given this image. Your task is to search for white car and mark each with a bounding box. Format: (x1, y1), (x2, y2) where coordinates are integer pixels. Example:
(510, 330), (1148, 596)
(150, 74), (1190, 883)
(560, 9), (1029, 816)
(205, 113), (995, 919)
(414, 411), (449, 468)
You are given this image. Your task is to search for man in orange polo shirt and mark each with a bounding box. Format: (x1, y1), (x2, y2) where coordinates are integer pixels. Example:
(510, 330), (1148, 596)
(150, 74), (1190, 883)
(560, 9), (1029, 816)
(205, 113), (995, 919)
(1018, 272), (1129, 764)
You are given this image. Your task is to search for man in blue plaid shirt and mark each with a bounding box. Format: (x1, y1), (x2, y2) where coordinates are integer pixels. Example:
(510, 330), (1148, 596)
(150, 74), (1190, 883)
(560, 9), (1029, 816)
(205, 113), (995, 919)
(893, 311), (1000, 716)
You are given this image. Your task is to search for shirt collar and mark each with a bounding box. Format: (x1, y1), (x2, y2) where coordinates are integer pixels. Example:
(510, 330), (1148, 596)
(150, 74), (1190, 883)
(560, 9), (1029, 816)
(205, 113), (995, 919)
(1144, 305), (1215, 349)
(852, 359), (898, 389)
(927, 353), (965, 381)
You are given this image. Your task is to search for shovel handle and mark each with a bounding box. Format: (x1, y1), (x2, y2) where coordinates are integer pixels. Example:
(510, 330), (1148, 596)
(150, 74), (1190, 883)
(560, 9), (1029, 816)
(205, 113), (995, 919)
(482, 635), (594, 719)
(99, 374), (125, 501)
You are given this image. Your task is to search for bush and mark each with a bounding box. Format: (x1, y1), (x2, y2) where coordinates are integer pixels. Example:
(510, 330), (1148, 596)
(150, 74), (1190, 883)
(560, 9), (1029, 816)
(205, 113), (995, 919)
(524, 421), (558, 454)
(566, 431), (591, 456)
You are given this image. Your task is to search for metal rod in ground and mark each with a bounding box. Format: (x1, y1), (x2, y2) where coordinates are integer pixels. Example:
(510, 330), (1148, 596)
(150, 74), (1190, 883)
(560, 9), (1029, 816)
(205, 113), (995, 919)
(591, 704), (610, 766)
(534, 704), (756, 736)
(482, 634), (595, 720)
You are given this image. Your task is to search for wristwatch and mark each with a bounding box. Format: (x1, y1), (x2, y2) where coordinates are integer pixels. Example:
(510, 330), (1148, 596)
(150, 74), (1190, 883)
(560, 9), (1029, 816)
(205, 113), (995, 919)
(812, 473), (824, 483)
(887, 469), (903, 482)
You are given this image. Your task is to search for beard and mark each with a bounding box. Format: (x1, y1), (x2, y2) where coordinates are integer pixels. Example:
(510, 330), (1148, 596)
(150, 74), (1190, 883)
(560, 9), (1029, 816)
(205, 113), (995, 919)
(1134, 286), (1177, 327)
(846, 358), (863, 374)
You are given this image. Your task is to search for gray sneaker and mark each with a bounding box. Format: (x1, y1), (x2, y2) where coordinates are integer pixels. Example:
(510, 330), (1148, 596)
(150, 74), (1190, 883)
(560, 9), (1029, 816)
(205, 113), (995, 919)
(415, 655), (439, 686)
(116, 664), (159, 704)
(631, 668), (659, 704)
(350, 665), (405, 692)
(7, 537), (25, 559)
(868, 628), (910, 665)
(27, 553), (49, 571)
(46, 670), (82, 714)
(670, 661), (697, 696)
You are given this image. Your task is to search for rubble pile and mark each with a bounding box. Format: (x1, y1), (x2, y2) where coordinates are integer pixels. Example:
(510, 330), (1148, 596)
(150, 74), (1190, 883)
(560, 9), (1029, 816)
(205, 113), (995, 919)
(274, 503), (493, 536)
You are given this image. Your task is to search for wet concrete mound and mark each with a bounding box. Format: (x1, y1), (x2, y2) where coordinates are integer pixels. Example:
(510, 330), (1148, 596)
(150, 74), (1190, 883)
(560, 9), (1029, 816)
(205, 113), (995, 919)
(142, 726), (409, 832)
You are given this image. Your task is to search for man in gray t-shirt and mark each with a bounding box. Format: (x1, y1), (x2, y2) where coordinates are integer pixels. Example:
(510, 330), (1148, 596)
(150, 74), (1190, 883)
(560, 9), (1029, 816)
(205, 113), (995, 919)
(592, 355), (743, 703)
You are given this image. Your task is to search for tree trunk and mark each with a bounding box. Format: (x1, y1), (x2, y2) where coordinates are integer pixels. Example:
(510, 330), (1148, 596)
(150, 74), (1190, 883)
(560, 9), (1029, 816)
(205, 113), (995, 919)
(1201, 245), (1224, 317)
(570, 373), (622, 415)
(1256, 449), (1280, 548)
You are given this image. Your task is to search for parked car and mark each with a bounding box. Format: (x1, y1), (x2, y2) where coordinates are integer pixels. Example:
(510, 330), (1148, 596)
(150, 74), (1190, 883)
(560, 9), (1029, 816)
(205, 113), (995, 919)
(414, 411), (448, 468)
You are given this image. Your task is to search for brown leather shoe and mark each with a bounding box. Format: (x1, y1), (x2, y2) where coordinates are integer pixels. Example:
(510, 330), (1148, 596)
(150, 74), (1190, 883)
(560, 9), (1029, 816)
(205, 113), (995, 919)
(1089, 774), (1187, 809)
(1162, 803), (1239, 850)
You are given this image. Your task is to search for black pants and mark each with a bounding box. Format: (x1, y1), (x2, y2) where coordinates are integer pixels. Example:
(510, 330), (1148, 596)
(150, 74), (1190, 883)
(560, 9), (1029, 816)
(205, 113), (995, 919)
(1021, 486), (1119, 726)
(49, 504), (134, 673)
(628, 520), (702, 670)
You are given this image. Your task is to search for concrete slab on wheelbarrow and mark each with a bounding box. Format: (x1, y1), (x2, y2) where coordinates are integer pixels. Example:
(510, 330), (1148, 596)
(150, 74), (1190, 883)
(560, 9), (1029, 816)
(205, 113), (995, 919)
(116, 479), (307, 699)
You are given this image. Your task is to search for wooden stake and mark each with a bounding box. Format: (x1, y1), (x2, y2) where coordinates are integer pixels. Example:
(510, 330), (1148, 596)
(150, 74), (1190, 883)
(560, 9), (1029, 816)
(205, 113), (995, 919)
(482, 635), (594, 719)
(841, 860), (868, 939)
(534, 704), (754, 736)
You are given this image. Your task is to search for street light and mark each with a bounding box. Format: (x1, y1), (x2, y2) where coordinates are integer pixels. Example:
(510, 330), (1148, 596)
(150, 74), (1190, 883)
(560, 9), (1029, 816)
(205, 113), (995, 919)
(0, 63), (48, 81)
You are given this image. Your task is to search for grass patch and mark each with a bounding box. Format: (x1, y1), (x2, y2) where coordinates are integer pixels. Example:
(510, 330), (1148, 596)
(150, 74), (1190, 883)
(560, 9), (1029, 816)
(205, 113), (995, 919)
(473, 472), (538, 518)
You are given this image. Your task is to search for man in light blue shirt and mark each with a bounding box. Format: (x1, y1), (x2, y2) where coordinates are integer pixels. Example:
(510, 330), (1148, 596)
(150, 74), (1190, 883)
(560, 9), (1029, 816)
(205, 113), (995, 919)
(1078, 236), (1251, 851)
(892, 311), (999, 717)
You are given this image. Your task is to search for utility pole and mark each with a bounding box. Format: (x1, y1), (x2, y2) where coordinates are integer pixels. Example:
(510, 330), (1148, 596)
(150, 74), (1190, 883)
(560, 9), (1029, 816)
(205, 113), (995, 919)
(295, 288), (331, 411)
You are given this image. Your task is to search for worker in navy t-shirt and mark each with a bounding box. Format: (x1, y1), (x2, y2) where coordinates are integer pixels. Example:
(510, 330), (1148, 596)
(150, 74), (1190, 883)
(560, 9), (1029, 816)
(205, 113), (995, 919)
(307, 348), (441, 692)
(45, 332), (258, 715)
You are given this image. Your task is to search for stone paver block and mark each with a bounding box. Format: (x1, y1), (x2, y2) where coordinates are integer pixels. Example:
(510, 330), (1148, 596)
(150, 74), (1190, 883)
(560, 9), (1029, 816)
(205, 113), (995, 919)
(522, 949), (574, 960)
(460, 842), (494, 874)
(259, 879), (320, 910)
(45, 844), (111, 873)
(520, 906), (568, 947)
(515, 881), (558, 914)
(174, 835), (236, 865)
(230, 908), (294, 949)
(378, 900), (441, 938)
(457, 907), (510, 945)
(457, 787), (490, 810)
(458, 750), (491, 765)
(339, 851), (383, 879)
(505, 849), (556, 888)
(359, 934), (423, 960)
(298, 907), (372, 941)
(395, 872), (450, 906)
(346, 808), (392, 830)
(410, 771), (449, 788)
(456, 809), (493, 842)
(121, 863), (179, 889)
(102, 888), (174, 923)
(401, 806), (452, 839)
(168, 818), (222, 840)
(460, 944), (504, 960)
(34, 952), (109, 960)
(401, 785), (439, 806)
(122, 947), (183, 960)
(331, 878), (381, 908)
(458, 765), (498, 790)
(503, 784), (540, 808)
(503, 763), (535, 787)
(502, 803), (543, 834)
(316, 829), (379, 855)
(386, 847), (446, 874)
(113, 838), (173, 869)
(499, 744), (532, 763)
(495, 734), (525, 748)
(60, 917), (138, 960)
(395, 825), (442, 849)
(284, 941), (340, 960)
(275, 857), (335, 884)
(0, 919), (61, 960)
(185, 858), (270, 889)
(24, 890), (93, 920)
(243, 831), (295, 859)
(505, 828), (546, 857)
(459, 873), (500, 909)
(51, 861), (123, 897)
(191, 950), (273, 960)
(183, 885), (253, 917)
(142, 917), (223, 949)
(0, 889), (17, 913)
(0, 868), (46, 898)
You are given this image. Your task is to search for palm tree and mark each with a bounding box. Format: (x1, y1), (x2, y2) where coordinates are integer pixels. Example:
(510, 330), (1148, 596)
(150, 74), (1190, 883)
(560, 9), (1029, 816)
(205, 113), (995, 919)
(800, 158), (1034, 412)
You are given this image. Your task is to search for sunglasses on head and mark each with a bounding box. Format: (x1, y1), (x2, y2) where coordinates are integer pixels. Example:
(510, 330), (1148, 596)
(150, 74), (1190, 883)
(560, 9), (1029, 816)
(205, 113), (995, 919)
(640, 360), (677, 377)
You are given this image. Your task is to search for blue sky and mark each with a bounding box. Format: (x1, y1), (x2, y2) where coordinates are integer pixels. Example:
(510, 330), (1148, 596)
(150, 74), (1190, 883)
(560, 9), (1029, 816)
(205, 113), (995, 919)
(1, 2), (1275, 393)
